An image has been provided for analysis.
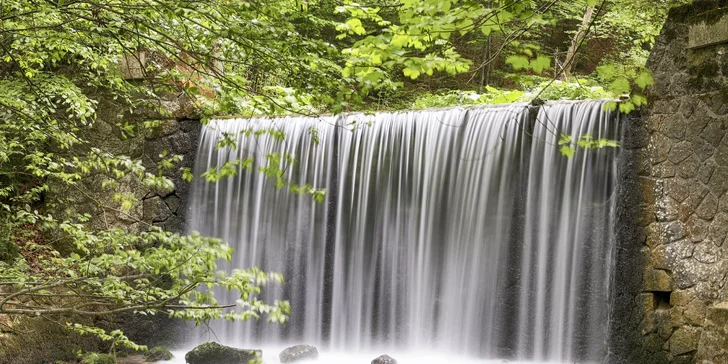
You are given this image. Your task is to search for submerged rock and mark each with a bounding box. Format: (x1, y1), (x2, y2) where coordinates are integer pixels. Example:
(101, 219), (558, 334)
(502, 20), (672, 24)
(371, 354), (397, 364)
(279, 345), (319, 363)
(185, 342), (261, 364)
(144, 345), (173, 361)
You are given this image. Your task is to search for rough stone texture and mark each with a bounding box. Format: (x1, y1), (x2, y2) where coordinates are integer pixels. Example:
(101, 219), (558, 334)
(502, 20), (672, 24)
(696, 302), (728, 363)
(185, 342), (261, 364)
(610, 1), (728, 363)
(279, 344), (319, 363)
(371, 355), (398, 364)
(688, 12), (728, 49)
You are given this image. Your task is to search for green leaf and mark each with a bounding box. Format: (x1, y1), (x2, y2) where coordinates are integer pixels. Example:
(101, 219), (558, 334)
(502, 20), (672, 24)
(631, 93), (648, 107)
(604, 101), (618, 112)
(560, 145), (576, 158)
(505, 55), (530, 71)
(634, 71), (654, 90)
(608, 78), (631, 95)
(530, 55), (551, 74)
(403, 67), (421, 79)
(345, 18), (366, 35)
(619, 101), (636, 114)
(181, 168), (194, 183)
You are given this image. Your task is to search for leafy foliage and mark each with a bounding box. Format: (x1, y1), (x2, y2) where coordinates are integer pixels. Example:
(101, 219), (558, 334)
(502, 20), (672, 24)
(558, 134), (620, 158)
(412, 87), (525, 109)
(0, 0), (331, 349)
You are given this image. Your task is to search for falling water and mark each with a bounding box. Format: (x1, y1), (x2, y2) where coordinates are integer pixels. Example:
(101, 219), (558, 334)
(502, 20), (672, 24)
(187, 100), (621, 363)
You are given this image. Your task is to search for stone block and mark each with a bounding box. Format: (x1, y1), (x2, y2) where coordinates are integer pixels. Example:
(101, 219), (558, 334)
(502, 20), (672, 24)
(644, 269), (673, 292)
(708, 167), (728, 196)
(119, 51), (147, 80)
(654, 242), (694, 270)
(146, 119), (179, 139)
(697, 160), (716, 184)
(671, 306), (686, 327)
(715, 139), (728, 166)
(708, 213), (728, 245)
(719, 191), (728, 212)
(693, 242), (721, 264)
(670, 326), (701, 356)
(647, 223), (664, 248)
(657, 199), (680, 223)
(651, 132), (673, 163)
(688, 12), (728, 49)
(666, 221), (686, 243)
(686, 215), (709, 242)
(636, 203), (657, 227)
(170, 132), (195, 154)
(661, 115), (687, 140)
(665, 180), (689, 204)
(684, 299), (707, 325)
(143, 196), (172, 223)
(657, 309), (673, 339)
(669, 141), (693, 164)
(694, 137), (716, 161)
(644, 333), (666, 353)
(677, 155), (700, 178)
(696, 193), (719, 220)
(696, 302), (728, 362)
(700, 117), (725, 147)
(164, 195), (181, 214)
(671, 289), (696, 307)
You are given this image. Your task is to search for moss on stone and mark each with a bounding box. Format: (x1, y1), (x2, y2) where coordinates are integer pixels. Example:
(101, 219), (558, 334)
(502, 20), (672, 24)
(670, 0), (728, 25)
(144, 346), (174, 361)
(185, 342), (262, 364)
(80, 353), (116, 364)
(687, 54), (721, 90)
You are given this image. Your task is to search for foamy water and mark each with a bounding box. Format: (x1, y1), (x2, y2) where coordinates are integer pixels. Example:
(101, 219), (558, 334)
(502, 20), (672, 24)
(165, 346), (577, 364)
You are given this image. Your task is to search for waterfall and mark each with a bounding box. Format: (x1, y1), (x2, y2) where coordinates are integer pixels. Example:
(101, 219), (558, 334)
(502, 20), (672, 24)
(187, 100), (621, 362)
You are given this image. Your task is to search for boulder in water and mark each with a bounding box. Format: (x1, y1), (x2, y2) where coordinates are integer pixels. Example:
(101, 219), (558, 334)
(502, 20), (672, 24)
(185, 342), (261, 364)
(144, 345), (173, 361)
(371, 354), (397, 364)
(279, 344), (319, 362)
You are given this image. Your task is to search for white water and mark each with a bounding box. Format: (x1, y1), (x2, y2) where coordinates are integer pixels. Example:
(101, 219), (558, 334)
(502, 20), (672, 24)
(186, 101), (621, 363)
(165, 347), (564, 364)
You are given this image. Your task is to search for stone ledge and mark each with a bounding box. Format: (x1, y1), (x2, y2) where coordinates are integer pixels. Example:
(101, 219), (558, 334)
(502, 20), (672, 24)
(688, 12), (728, 49)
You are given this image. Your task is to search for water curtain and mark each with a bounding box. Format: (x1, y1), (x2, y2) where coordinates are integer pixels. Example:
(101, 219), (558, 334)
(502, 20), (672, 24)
(188, 100), (621, 362)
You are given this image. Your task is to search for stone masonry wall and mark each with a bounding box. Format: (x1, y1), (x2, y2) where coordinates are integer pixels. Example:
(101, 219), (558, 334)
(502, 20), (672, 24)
(81, 91), (200, 236)
(88, 92), (201, 347)
(611, 1), (728, 363)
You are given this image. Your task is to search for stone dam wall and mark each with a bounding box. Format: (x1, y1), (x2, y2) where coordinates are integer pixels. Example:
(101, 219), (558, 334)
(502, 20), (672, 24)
(610, 1), (728, 363)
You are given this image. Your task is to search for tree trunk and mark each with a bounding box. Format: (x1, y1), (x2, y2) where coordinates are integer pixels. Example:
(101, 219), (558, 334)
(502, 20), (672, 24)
(561, 6), (594, 80)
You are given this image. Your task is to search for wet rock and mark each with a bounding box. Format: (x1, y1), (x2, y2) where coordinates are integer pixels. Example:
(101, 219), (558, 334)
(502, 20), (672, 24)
(144, 346), (173, 361)
(279, 344), (319, 363)
(371, 354), (398, 364)
(185, 342), (261, 364)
